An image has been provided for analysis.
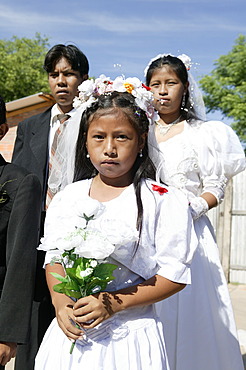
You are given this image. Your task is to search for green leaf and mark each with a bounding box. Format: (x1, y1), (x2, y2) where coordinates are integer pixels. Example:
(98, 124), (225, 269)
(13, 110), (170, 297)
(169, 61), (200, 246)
(65, 267), (79, 280)
(65, 279), (80, 291)
(53, 282), (82, 299)
(64, 289), (82, 299)
(53, 282), (67, 294)
(50, 272), (68, 283)
(94, 263), (118, 280)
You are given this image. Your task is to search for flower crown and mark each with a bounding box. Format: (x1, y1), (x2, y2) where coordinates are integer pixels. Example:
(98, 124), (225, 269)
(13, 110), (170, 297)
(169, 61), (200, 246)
(73, 74), (157, 120)
(144, 53), (192, 77)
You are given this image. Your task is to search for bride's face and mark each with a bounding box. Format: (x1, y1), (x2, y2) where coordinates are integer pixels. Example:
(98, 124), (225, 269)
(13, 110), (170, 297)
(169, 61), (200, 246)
(149, 66), (188, 118)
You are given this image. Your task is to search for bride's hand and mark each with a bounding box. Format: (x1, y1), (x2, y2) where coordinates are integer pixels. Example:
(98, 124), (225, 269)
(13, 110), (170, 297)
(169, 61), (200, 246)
(73, 293), (114, 329)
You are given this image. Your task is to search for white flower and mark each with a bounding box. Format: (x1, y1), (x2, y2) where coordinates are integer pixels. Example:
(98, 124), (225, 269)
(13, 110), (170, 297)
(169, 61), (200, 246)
(73, 79), (96, 109)
(124, 77), (142, 90)
(112, 76), (125, 92)
(64, 230), (86, 249)
(75, 199), (105, 220)
(74, 230), (115, 259)
(98, 218), (139, 246)
(73, 96), (82, 109)
(62, 255), (74, 268)
(112, 76), (142, 94)
(80, 268), (94, 278)
(94, 74), (113, 94)
(78, 79), (95, 97)
(177, 54), (192, 71)
(66, 215), (87, 230)
(90, 260), (98, 268)
(38, 233), (76, 252)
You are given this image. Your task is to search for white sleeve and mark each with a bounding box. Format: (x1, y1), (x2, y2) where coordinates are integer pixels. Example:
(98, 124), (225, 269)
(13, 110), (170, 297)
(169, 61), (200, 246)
(198, 121), (245, 203)
(154, 187), (198, 284)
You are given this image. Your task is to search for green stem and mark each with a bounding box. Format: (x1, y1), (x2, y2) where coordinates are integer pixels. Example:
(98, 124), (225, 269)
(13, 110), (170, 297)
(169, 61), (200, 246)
(69, 322), (81, 354)
(70, 340), (76, 354)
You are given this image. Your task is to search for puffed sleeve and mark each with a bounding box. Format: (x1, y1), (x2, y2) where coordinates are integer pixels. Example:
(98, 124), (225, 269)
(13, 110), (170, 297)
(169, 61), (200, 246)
(153, 186), (197, 284)
(197, 121), (245, 203)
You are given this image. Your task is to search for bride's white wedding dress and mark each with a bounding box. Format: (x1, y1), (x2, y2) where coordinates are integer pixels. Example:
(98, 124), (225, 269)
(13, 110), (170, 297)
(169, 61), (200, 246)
(149, 119), (245, 370)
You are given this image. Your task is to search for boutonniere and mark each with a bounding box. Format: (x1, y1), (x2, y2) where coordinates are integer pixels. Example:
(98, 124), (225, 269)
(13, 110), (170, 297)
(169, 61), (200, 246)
(0, 179), (16, 206)
(152, 184), (168, 195)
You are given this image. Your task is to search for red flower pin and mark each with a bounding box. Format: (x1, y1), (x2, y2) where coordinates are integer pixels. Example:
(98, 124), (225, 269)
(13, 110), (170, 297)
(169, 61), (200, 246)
(152, 184), (168, 195)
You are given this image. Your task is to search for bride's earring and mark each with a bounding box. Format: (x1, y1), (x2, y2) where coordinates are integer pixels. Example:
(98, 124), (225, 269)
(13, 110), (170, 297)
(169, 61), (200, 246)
(139, 150), (143, 158)
(181, 94), (186, 109)
(86, 153), (90, 158)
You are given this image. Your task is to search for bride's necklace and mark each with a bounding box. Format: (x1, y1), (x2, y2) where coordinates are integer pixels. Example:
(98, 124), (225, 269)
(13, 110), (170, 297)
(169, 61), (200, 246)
(155, 116), (181, 136)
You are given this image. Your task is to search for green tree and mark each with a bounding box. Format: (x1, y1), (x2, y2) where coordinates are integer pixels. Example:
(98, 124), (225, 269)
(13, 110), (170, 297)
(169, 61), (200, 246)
(199, 35), (246, 143)
(0, 33), (50, 102)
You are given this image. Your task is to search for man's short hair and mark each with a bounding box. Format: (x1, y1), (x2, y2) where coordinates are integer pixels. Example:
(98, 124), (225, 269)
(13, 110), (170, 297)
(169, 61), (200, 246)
(43, 44), (89, 77)
(0, 96), (6, 125)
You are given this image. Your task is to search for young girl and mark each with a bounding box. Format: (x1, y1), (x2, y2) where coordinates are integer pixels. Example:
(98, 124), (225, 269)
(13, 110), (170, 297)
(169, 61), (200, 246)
(145, 54), (245, 370)
(35, 76), (196, 370)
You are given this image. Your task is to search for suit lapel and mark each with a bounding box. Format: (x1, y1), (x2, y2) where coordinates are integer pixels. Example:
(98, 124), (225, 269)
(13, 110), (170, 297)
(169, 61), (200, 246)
(30, 109), (51, 170)
(0, 155), (7, 177)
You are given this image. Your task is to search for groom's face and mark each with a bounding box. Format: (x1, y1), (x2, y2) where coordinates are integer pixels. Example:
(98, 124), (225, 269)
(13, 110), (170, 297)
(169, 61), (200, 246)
(48, 57), (84, 114)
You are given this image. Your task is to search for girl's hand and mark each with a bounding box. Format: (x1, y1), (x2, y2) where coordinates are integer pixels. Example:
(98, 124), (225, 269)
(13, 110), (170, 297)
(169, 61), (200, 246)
(73, 293), (113, 329)
(46, 263), (84, 341)
(53, 295), (84, 341)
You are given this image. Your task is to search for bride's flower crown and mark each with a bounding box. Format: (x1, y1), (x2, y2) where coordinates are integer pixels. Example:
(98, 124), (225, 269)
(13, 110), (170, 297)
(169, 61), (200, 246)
(73, 74), (157, 120)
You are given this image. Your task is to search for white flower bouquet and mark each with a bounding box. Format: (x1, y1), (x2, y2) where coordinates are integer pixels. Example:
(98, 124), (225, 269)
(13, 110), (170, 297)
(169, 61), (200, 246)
(38, 198), (138, 353)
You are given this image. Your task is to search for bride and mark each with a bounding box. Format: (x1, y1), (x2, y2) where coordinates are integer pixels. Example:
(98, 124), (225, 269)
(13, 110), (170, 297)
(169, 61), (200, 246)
(145, 53), (245, 370)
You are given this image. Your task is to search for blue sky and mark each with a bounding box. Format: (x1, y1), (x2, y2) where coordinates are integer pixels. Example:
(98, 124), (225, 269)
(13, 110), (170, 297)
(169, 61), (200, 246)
(0, 0), (245, 121)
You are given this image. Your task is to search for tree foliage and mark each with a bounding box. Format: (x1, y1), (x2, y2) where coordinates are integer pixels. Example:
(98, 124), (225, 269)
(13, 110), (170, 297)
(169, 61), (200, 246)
(0, 33), (50, 102)
(199, 35), (246, 143)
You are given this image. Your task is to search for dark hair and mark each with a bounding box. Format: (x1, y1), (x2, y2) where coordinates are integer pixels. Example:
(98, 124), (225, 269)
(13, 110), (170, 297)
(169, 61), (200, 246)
(43, 44), (89, 77)
(74, 91), (156, 235)
(0, 96), (6, 125)
(146, 55), (199, 121)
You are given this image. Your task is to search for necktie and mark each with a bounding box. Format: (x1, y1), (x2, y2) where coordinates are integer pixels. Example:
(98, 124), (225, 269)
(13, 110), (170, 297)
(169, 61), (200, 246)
(46, 114), (70, 208)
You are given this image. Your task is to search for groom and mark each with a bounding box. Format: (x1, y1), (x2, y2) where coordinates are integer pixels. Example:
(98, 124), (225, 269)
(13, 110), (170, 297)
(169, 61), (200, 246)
(12, 44), (89, 369)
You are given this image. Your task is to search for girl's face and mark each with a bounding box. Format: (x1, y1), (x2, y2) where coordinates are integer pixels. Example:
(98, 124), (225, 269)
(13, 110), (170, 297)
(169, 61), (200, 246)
(149, 65), (188, 118)
(86, 109), (145, 186)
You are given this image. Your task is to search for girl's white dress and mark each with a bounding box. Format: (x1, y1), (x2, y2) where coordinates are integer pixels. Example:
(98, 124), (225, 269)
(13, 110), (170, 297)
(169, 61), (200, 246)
(35, 179), (197, 370)
(149, 120), (246, 370)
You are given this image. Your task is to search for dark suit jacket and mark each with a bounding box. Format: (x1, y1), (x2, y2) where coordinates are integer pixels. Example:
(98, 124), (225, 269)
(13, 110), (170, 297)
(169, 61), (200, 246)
(12, 108), (52, 200)
(0, 155), (41, 344)
(12, 108), (52, 301)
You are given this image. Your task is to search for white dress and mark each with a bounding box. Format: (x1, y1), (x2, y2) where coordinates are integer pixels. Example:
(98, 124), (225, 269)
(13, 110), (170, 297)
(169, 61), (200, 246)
(35, 179), (197, 370)
(149, 120), (246, 370)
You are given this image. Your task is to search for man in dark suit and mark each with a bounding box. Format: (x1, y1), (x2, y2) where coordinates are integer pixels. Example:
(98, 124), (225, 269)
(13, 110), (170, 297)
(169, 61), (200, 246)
(12, 44), (89, 369)
(0, 96), (42, 369)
